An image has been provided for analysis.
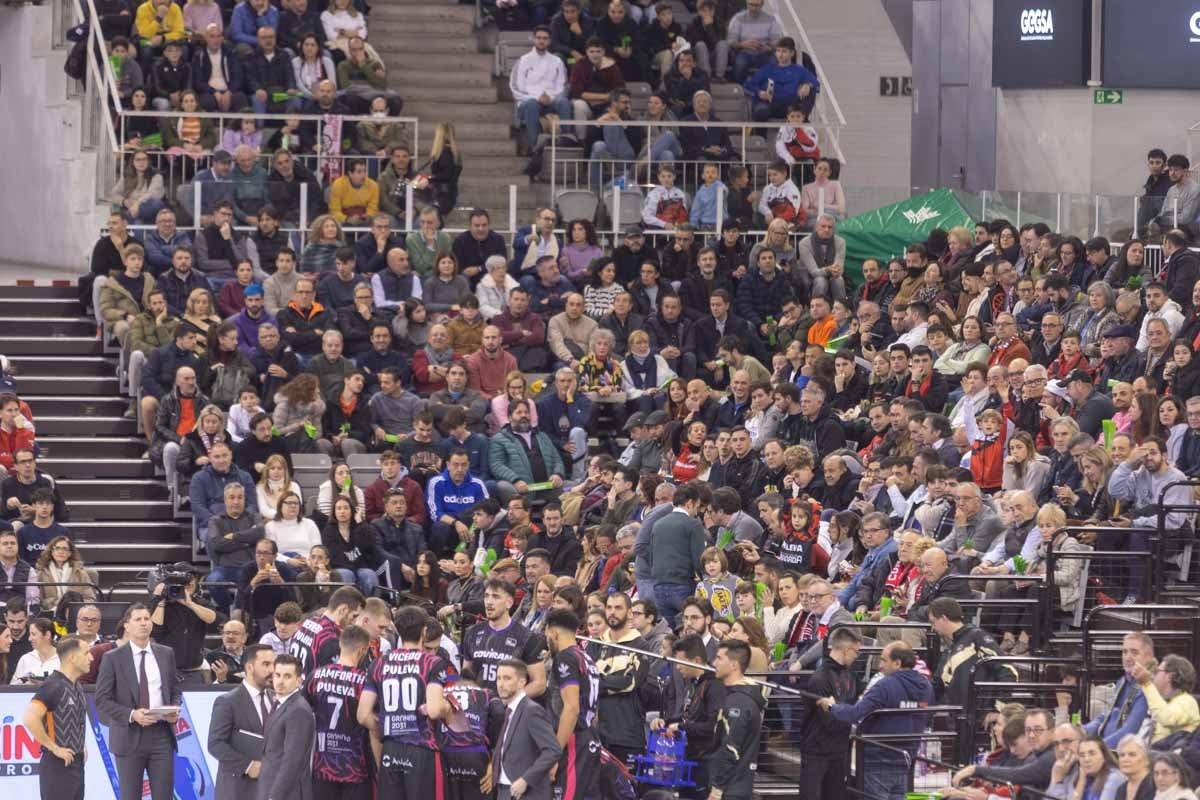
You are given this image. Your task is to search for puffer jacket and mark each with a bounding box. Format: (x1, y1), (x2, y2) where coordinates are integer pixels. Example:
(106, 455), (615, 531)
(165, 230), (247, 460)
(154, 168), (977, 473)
(204, 349), (258, 408)
(100, 273), (159, 324)
(733, 267), (796, 329)
(487, 427), (567, 484)
(129, 311), (180, 357)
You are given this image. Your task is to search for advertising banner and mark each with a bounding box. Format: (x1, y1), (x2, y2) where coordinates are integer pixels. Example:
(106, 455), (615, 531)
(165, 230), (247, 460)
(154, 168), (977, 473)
(0, 689), (223, 799)
(1102, 0), (1200, 88)
(992, 0), (1090, 87)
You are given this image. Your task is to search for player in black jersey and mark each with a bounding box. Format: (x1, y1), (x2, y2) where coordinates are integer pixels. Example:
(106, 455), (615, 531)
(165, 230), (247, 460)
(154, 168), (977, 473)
(462, 577), (546, 697)
(544, 609), (602, 800)
(439, 668), (504, 800)
(23, 636), (91, 800)
(290, 586), (365, 679)
(358, 606), (451, 800)
(307, 623), (372, 800)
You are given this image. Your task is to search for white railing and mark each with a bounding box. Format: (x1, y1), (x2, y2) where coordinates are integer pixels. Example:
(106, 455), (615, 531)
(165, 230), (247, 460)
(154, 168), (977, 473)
(976, 189), (1183, 244)
(769, 0), (847, 167)
(67, 0), (123, 208)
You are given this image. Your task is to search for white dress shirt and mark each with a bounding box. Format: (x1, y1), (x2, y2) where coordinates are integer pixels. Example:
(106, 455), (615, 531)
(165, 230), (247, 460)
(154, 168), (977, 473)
(130, 641), (164, 713)
(498, 691), (527, 786)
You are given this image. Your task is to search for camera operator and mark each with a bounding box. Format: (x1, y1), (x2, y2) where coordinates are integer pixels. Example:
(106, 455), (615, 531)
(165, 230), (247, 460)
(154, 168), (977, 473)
(150, 562), (221, 687)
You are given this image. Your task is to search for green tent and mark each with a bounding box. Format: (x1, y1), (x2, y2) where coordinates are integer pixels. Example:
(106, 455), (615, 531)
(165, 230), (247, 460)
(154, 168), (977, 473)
(838, 188), (976, 285)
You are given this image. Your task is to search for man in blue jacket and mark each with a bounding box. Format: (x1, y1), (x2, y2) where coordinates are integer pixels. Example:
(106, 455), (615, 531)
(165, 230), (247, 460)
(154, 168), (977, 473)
(229, 0), (280, 55)
(188, 442), (259, 541)
(836, 512), (897, 607)
(426, 449), (490, 555)
(820, 641), (933, 800)
(742, 36), (819, 121)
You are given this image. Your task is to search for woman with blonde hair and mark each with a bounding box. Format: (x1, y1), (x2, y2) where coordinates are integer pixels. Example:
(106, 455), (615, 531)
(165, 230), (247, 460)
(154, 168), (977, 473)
(35, 536), (96, 612)
(490, 370), (539, 434)
(266, 490), (321, 568)
(320, 0), (368, 56)
(183, 288), (220, 354)
(176, 404), (228, 486)
(1058, 445), (1116, 525)
(748, 217), (798, 274)
(424, 122), (462, 218)
(522, 574), (558, 632)
(727, 616), (771, 674)
(257, 453), (301, 521)
(272, 373), (331, 454)
(300, 213), (345, 273)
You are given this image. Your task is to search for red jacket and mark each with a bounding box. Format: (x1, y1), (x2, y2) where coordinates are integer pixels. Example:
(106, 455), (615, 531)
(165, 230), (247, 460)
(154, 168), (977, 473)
(411, 349), (461, 396)
(363, 475), (428, 526)
(0, 425), (36, 471)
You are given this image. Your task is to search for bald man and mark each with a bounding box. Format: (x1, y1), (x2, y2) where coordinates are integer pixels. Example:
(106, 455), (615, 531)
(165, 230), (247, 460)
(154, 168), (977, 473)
(908, 547), (975, 622)
(465, 324), (518, 398)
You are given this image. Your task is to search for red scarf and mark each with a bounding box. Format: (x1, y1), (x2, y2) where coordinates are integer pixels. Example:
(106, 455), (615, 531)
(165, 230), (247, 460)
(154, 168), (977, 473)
(905, 372), (932, 399)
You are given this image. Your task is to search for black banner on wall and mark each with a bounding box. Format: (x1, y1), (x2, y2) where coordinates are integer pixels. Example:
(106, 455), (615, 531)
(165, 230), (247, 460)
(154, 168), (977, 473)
(992, 0), (1090, 88)
(1103, 0), (1200, 88)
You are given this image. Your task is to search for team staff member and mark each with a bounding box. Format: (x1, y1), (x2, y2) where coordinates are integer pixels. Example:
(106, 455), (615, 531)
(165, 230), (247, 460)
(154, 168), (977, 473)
(652, 634), (726, 799)
(23, 636), (92, 800)
(463, 577), (547, 696)
(257, 654), (316, 800)
(208, 644), (277, 800)
(307, 624), (372, 800)
(543, 609), (601, 800)
(95, 603), (181, 800)
(358, 607), (451, 800)
(707, 640), (767, 800)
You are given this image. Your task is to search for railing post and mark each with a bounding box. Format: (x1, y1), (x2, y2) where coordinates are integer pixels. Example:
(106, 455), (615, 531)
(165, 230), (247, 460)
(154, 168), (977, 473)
(405, 184), (414, 232)
(612, 186), (621, 237)
(1094, 194), (1101, 236)
(550, 120), (557, 198)
(1173, 197), (1179, 228)
(192, 182), (202, 234)
(1133, 195), (1139, 236)
(818, 186), (826, 218)
(716, 185), (725, 238)
(1016, 191), (1022, 227)
(981, 190), (988, 221)
(509, 184), (518, 238)
(300, 182), (309, 242)
(1056, 193), (1063, 232)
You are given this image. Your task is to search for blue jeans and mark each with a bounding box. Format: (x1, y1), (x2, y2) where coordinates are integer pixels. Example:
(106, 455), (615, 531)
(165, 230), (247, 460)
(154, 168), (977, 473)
(517, 95), (572, 150)
(862, 766), (909, 800)
(654, 582), (694, 629)
(733, 49), (772, 84)
(335, 567), (378, 596)
(126, 197), (166, 224)
(1127, 530), (1150, 600)
(204, 566), (240, 613)
(649, 131), (682, 163)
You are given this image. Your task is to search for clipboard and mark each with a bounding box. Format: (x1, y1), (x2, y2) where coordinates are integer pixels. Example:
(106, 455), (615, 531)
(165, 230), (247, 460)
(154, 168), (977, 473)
(234, 728), (265, 759)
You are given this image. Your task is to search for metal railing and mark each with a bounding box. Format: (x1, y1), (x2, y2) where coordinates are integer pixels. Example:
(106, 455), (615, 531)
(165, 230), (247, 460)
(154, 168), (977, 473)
(66, 0), (123, 214)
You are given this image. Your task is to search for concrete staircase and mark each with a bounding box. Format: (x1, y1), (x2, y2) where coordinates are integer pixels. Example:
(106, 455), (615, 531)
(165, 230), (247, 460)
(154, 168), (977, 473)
(0, 285), (189, 601)
(779, 0), (913, 193)
(370, 0), (545, 228)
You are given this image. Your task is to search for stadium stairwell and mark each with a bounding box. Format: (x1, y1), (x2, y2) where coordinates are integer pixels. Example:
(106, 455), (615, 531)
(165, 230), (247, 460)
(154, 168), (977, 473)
(0, 284), (188, 599)
(371, 0), (543, 226)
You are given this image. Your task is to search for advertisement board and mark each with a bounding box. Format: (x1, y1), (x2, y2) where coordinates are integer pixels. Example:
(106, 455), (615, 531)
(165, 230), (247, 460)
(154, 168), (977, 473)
(1103, 0), (1200, 88)
(992, 0), (1090, 87)
(0, 689), (222, 799)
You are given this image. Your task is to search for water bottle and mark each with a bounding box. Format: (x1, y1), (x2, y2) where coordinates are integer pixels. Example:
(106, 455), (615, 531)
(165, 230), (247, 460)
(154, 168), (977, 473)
(975, 746), (989, 765)
(614, 175), (626, 190)
(924, 730), (941, 773)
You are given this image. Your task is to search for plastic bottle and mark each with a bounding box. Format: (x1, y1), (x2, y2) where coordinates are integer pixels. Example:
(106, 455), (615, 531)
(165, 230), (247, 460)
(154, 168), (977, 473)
(766, 315), (777, 346)
(975, 746), (989, 765)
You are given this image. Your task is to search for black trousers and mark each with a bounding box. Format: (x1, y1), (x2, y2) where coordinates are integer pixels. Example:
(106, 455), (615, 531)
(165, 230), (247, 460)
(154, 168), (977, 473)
(39, 757), (84, 800)
(116, 724), (175, 800)
(313, 778), (373, 800)
(799, 753), (847, 800)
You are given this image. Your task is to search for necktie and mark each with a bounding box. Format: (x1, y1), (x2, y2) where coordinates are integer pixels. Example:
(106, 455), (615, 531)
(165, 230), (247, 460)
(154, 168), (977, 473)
(260, 692), (272, 727)
(498, 705), (512, 769)
(138, 650), (151, 709)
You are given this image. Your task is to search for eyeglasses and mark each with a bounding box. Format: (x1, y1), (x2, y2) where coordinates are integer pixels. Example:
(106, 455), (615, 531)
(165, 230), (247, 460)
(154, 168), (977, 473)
(1024, 726), (1047, 735)
(862, 526), (886, 534)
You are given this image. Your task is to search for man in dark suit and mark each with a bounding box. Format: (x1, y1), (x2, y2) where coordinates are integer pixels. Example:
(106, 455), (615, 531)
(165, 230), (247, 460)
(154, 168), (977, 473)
(489, 659), (561, 800)
(257, 653), (315, 800)
(208, 643), (277, 800)
(94, 602), (181, 800)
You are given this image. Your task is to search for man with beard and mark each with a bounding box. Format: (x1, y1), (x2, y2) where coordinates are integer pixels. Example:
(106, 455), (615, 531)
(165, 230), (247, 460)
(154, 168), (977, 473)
(488, 400), (567, 504)
(543, 609), (601, 800)
(462, 577), (546, 696)
(679, 247), (734, 321)
(650, 634), (724, 799)
(593, 592), (652, 768)
(612, 227), (657, 286)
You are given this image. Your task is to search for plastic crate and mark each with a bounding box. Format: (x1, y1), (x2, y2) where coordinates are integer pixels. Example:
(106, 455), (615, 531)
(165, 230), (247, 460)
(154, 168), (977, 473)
(631, 731), (697, 788)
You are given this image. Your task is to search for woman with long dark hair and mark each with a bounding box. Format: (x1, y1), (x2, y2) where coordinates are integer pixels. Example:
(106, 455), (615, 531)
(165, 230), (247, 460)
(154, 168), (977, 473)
(109, 150), (166, 223)
(320, 494), (380, 595)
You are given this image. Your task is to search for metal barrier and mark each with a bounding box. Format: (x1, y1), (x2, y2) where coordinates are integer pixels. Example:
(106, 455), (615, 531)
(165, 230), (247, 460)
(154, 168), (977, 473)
(846, 707), (960, 799)
(941, 574), (1047, 654)
(1156, 478), (1200, 586)
(1082, 604), (1200, 678)
(1044, 526), (1157, 636)
(6, 580), (103, 608)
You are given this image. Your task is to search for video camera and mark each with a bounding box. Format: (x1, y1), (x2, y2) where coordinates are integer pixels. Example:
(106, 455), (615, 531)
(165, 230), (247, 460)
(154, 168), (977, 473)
(150, 562), (197, 602)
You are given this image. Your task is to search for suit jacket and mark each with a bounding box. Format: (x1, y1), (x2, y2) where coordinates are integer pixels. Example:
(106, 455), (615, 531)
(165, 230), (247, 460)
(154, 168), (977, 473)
(257, 692), (315, 800)
(209, 684), (268, 800)
(493, 696), (561, 800)
(95, 642), (181, 756)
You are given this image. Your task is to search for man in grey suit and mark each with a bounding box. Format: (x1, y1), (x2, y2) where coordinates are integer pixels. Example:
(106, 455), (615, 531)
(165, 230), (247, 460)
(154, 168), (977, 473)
(94, 602), (181, 800)
(489, 659), (561, 800)
(208, 643), (277, 800)
(257, 653), (315, 800)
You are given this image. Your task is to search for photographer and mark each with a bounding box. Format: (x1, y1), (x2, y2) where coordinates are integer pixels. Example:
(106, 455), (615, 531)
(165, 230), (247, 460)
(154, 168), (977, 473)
(150, 562), (221, 686)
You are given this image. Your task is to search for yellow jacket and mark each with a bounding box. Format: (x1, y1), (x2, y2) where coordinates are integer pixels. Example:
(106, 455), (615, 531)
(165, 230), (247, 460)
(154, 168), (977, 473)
(135, 1), (186, 42)
(1141, 681), (1200, 743)
(328, 175), (379, 223)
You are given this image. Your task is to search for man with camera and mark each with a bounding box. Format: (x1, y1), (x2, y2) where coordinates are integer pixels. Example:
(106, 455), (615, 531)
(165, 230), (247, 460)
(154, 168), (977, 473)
(150, 562), (221, 687)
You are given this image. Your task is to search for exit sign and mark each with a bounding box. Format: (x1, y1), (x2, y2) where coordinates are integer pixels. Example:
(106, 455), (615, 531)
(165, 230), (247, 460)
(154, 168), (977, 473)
(1093, 89), (1123, 104)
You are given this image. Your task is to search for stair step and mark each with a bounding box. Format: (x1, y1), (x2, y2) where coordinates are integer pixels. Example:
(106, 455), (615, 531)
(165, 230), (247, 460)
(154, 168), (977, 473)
(92, 565), (156, 591)
(458, 139), (520, 157)
(37, 415), (137, 436)
(461, 156), (532, 175)
(18, 375), (120, 394)
(37, 436), (146, 459)
(0, 284), (80, 300)
(71, 498), (175, 521)
(10, 355), (117, 377)
(370, 4), (475, 22)
(391, 85), (499, 104)
(23, 395), (129, 416)
(57, 478), (170, 501)
(80, 542), (192, 563)
(0, 336), (104, 356)
(460, 174), (532, 189)
(386, 52), (493, 72)
(373, 0), (459, 6)
(369, 28), (477, 46)
(41, 457), (157, 478)
(396, 69), (496, 89)
(72, 520), (187, 544)
(0, 316), (96, 337)
(0, 298), (83, 316)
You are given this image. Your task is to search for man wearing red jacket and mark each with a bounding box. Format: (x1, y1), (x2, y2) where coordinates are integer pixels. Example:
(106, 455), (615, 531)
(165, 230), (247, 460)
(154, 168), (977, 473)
(0, 395), (35, 475)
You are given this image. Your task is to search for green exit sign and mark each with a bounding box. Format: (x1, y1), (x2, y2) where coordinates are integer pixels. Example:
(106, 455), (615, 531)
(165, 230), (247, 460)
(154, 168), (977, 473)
(1094, 89), (1123, 105)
